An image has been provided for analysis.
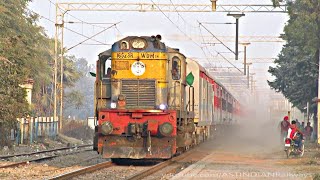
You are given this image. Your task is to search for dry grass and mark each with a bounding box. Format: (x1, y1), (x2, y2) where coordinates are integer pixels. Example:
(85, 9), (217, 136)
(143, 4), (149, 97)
(61, 120), (94, 141)
(314, 173), (320, 180)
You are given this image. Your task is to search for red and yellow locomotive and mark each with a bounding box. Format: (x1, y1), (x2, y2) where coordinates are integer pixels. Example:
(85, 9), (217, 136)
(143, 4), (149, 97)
(93, 35), (241, 160)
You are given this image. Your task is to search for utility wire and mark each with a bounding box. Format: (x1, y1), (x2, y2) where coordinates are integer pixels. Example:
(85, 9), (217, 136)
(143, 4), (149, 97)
(153, 0), (241, 73)
(150, 0), (214, 68)
(199, 22), (236, 55)
(39, 15), (111, 46)
(67, 22), (121, 51)
(46, 0), (110, 29)
(169, 0), (198, 29)
(198, 26), (240, 72)
(200, 22), (235, 25)
(198, 25), (247, 85)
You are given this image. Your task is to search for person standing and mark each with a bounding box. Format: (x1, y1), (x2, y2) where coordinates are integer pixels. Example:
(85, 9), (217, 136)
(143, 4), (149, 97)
(304, 122), (313, 141)
(280, 116), (290, 142)
(295, 119), (301, 130)
(301, 122), (305, 133)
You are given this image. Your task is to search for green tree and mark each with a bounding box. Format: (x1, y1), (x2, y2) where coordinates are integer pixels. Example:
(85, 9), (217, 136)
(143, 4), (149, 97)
(64, 58), (95, 120)
(0, 0), (86, 145)
(268, 0), (320, 119)
(0, 0), (54, 118)
(0, 60), (29, 146)
(0, 0), (38, 145)
(65, 90), (85, 110)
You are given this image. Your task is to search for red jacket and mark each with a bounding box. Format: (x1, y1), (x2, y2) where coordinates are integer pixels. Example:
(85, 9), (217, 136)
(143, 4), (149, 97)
(288, 124), (303, 139)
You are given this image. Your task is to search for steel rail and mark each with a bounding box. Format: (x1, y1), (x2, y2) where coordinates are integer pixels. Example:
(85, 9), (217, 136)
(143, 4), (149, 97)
(48, 161), (114, 180)
(126, 150), (194, 180)
(0, 155), (59, 168)
(0, 144), (92, 159)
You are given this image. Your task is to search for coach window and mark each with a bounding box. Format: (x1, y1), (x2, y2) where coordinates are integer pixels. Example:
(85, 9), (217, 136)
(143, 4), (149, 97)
(172, 57), (181, 80)
(102, 57), (112, 79)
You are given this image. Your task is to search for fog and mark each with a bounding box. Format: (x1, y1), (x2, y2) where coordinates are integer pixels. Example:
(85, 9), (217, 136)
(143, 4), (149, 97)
(212, 98), (284, 155)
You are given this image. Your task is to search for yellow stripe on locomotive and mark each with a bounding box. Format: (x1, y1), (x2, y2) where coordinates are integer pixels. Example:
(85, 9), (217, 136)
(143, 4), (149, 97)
(111, 52), (167, 84)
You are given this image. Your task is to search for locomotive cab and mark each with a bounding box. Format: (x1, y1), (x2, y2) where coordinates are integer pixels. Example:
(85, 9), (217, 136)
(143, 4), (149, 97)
(96, 50), (112, 111)
(93, 50), (112, 150)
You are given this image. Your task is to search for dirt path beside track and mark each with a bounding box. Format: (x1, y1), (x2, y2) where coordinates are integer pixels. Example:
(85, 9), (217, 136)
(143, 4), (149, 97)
(170, 125), (320, 180)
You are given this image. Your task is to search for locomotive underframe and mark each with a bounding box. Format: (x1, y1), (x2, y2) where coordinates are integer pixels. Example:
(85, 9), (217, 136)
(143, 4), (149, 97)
(99, 136), (176, 159)
(97, 109), (177, 159)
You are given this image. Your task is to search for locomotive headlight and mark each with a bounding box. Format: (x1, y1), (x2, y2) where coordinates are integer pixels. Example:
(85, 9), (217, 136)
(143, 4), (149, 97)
(110, 102), (117, 109)
(159, 104), (167, 110)
(117, 94), (126, 108)
(159, 122), (173, 136)
(101, 121), (113, 135)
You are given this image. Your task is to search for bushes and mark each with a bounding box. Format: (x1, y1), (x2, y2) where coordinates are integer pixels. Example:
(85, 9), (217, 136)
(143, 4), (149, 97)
(61, 120), (94, 141)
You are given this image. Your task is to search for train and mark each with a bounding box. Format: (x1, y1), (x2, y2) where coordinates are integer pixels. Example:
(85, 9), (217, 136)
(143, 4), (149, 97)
(93, 35), (242, 160)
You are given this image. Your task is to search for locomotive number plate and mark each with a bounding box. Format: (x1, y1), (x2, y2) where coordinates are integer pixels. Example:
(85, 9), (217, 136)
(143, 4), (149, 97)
(115, 52), (134, 59)
(112, 52), (166, 60)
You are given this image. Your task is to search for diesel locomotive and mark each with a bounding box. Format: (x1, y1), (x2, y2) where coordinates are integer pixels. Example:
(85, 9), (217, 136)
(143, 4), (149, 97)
(93, 35), (241, 160)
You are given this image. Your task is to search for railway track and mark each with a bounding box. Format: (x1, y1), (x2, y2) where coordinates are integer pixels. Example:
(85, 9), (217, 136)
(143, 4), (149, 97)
(0, 144), (92, 159)
(0, 144), (93, 168)
(45, 143), (206, 180)
(0, 155), (59, 168)
(125, 150), (194, 180)
(47, 148), (196, 180)
(48, 161), (114, 180)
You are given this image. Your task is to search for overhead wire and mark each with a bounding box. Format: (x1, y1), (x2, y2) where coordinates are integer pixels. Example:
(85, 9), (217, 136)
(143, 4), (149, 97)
(199, 22), (235, 55)
(197, 22), (249, 91)
(67, 22), (121, 50)
(198, 24), (244, 74)
(46, 0), (111, 30)
(168, 0), (198, 29)
(39, 15), (112, 46)
(44, 0), (122, 48)
(166, 0), (244, 77)
(45, 0), (249, 88)
(150, 0), (214, 68)
(154, 0), (247, 89)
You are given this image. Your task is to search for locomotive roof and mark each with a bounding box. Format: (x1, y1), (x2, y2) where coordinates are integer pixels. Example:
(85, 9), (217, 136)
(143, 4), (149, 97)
(98, 49), (111, 61)
(111, 36), (167, 52)
(166, 47), (186, 59)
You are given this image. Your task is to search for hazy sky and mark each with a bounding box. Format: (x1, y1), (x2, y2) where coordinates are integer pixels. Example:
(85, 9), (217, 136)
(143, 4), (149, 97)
(29, 0), (289, 95)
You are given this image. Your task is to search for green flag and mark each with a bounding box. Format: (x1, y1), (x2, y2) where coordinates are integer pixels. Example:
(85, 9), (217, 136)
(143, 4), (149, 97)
(186, 72), (194, 86)
(89, 72), (96, 77)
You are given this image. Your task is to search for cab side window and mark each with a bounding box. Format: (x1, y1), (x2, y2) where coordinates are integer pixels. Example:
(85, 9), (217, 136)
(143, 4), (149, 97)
(172, 57), (181, 80)
(102, 57), (112, 79)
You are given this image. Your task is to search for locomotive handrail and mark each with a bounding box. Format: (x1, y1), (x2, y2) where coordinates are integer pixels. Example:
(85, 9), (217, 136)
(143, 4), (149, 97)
(186, 86), (195, 112)
(173, 81), (181, 109)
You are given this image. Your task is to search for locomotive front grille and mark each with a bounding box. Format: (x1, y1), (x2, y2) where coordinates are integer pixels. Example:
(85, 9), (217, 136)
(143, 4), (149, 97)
(121, 79), (156, 108)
